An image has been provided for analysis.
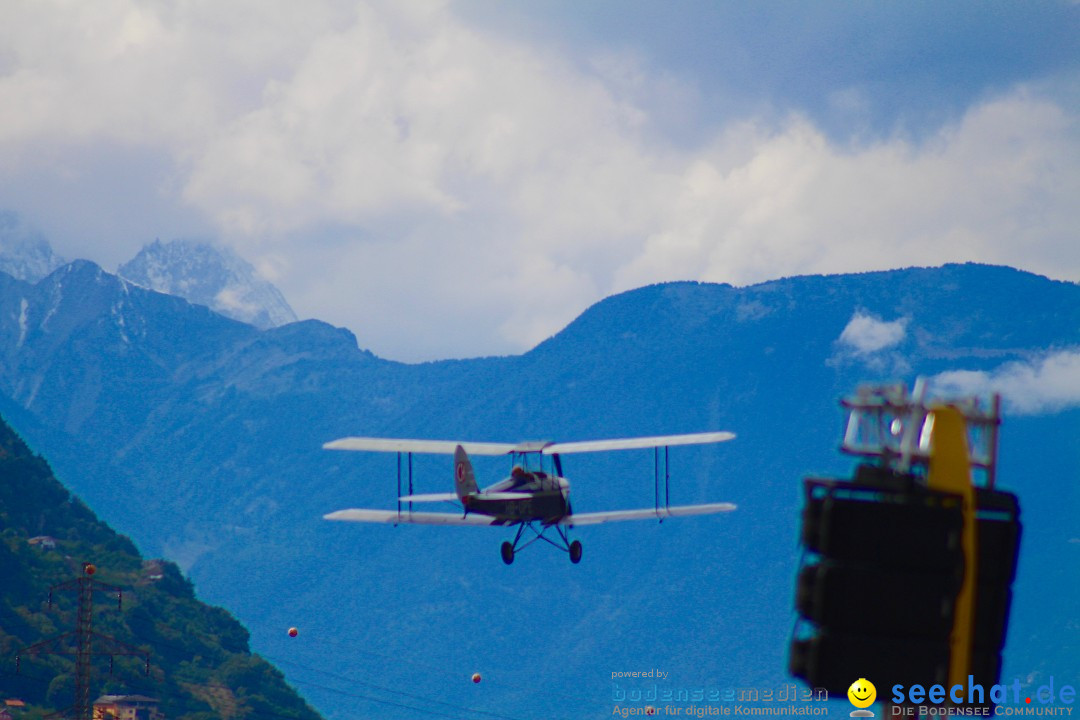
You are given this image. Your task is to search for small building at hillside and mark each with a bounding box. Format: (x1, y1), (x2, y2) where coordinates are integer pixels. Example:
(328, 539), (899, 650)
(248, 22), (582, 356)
(92, 695), (163, 720)
(2, 699), (26, 714)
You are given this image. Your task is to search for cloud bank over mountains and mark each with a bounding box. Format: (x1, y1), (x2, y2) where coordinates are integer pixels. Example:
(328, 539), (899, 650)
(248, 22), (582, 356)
(1, 1), (1077, 360)
(934, 350), (1080, 415)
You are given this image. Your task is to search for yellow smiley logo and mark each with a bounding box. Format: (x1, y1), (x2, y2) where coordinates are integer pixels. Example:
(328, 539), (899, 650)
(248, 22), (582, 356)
(848, 678), (876, 709)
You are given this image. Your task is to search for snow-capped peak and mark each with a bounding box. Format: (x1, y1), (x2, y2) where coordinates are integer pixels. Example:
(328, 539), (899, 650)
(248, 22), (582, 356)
(0, 211), (67, 282)
(118, 239), (298, 329)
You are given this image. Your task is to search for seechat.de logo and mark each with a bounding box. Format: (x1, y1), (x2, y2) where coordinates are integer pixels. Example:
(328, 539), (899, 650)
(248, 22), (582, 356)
(891, 676), (1077, 707)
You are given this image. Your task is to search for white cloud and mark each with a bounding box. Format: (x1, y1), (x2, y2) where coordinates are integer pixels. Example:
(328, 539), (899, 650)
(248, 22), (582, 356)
(181, 1), (658, 237)
(214, 287), (259, 316)
(838, 312), (908, 355)
(0, 1), (1078, 360)
(933, 350), (1080, 415)
(612, 92), (1080, 292)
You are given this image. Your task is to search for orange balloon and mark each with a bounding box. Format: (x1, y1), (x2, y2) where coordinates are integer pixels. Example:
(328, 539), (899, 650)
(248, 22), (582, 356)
(471, 673), (481, 684)
(84, 564), (96, 576)
(288, 627), (298, 637)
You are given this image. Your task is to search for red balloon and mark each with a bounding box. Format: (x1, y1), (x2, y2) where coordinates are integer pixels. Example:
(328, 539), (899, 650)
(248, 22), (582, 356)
(471, 673), (482, 684)
(288, 627), (298, 637)
(84, 564), (96, 576)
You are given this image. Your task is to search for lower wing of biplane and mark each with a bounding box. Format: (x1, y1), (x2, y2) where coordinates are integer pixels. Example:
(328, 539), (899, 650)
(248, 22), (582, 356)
(323, 503), (737, 527)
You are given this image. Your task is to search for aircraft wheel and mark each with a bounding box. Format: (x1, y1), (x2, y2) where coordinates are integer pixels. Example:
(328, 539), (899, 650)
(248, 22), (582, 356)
(569, 540), (583, 564)
(501, 541), (515, 565)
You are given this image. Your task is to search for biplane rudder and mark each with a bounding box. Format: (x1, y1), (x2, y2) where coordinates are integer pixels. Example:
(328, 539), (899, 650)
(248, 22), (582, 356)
(453, 445), (479, 500)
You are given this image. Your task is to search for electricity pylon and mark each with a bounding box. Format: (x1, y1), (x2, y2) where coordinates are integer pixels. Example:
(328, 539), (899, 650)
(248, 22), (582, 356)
(16, 563), (150, 720)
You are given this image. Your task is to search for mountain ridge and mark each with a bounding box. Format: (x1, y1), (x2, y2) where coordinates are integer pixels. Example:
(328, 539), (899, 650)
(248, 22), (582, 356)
(0, 212), (66, 284)
(118, 238), (298, 330)
(0, 213), (300, 332)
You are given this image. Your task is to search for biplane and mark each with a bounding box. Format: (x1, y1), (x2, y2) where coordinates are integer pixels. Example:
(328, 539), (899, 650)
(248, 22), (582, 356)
(323, 431), (736, 564)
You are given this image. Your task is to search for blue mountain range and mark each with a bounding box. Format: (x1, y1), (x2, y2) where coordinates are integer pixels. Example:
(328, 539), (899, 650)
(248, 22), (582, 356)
(0, 260), (1076, 719)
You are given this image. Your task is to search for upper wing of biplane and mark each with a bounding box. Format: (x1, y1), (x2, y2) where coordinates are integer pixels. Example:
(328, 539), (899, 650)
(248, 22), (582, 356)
(323, 437), (518, 455)
(324, 509), (505, 526)
(543, 431), (735, 454)
(559, 502), (736, 527)
(323, 431), (735, 456)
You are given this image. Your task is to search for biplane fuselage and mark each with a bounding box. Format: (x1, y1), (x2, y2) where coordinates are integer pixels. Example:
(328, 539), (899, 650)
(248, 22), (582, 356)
(465, 472), (569, 524)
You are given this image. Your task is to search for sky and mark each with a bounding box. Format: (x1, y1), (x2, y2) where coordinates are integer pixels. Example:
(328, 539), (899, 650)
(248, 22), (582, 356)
(0, 0), (1078, 362)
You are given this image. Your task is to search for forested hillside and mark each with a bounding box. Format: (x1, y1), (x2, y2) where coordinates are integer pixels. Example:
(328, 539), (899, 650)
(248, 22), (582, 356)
(0, 415), (322, 719)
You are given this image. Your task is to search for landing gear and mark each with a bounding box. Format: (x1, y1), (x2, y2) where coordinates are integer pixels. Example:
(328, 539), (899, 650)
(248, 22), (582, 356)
(499, 522), (582, 564)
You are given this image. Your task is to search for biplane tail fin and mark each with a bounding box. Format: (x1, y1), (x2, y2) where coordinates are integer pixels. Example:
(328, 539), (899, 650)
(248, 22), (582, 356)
(453, 445), (479, 500)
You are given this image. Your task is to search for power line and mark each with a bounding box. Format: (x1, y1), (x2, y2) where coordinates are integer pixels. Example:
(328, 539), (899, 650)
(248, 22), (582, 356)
(290, 630), (598, 706)
(120, 619), (492, 720)
(123, 610), (568, 719)
(268, 654), (533, 720)
(118, 618), (534, 720)
(287, 676), (506, 720)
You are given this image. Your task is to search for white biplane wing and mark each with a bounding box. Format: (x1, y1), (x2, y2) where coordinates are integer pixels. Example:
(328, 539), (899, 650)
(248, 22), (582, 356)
(324, 431), (735, 456)
(560, 502), (736, 527)
(543, 431), (735, 454)
(325, 503), (736, 528)
(323, 437), (517, 456)
(324, 509), (502, 526)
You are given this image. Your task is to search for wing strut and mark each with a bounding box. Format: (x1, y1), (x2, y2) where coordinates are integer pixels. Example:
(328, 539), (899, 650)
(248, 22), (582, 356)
(654, 445), (671, 519)
(395, 452), (415, 523)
